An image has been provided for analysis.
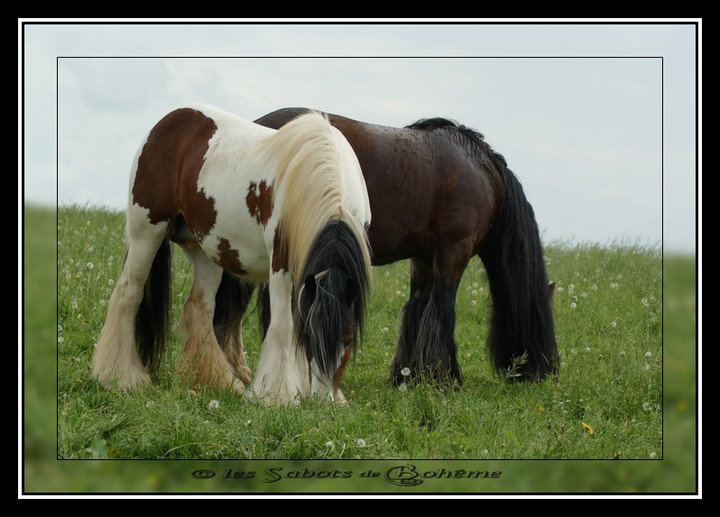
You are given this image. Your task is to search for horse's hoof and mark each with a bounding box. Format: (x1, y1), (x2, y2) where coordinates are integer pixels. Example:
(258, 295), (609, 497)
(235, 366), (253, 386)
(229, 377), (246, 394)
(332, 389), (348, 406)
(92, 370), (151, 393)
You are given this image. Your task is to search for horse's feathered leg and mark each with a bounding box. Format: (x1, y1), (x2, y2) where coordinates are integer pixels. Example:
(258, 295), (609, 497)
(178, 243), (244, 392)
(390, 258), (432, 385)
(248, 270), (309, 405)
(91, 206), (170, 392)
(390, 255), (464, 386)
(419, 276), (462, 384)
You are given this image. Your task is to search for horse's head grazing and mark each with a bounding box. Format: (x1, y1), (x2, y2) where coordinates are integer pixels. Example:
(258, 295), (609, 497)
(295, 219), (370, 402)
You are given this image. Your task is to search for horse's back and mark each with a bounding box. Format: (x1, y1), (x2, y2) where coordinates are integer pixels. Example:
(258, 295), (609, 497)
(256, 108), (501, 264)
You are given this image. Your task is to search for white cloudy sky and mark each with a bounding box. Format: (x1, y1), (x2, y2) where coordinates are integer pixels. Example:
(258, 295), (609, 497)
(21, 19), (699, 253)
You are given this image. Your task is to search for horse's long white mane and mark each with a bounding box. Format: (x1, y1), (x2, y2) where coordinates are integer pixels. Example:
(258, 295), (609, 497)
(258, 111), (371, 286)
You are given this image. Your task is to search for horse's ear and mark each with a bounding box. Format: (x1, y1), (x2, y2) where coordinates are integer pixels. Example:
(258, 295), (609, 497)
(548, 281), (557, 299)
(304, 274), (317, 302)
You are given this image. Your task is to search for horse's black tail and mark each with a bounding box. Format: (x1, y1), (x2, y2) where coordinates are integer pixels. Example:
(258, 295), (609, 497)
(479, 164), (558, 381)
(295, 219), (371, 383)
(134, 238), (172, 373)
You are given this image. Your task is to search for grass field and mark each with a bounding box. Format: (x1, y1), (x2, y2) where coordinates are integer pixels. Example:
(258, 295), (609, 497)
(24, 204), (697, 494)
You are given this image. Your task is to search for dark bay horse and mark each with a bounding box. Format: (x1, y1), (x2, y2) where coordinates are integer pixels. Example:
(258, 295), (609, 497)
(91, 104), (372, 405)
(222, 108), (557, 386)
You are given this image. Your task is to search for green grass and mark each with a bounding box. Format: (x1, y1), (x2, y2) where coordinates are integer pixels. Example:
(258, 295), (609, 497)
(25, 204), (697, 493)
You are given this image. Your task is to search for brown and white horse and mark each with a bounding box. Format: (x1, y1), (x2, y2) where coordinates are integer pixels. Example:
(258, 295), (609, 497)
(90, 103), (372, 405)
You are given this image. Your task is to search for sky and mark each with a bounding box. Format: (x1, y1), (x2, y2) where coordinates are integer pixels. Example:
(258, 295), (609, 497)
(21, 19), (700, 253)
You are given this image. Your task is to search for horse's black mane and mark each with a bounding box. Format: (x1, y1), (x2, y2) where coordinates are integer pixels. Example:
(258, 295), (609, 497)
(406, 117), (508, 167)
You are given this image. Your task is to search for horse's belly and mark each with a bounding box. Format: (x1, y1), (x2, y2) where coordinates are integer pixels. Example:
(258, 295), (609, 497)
(197, 215), (271, 281)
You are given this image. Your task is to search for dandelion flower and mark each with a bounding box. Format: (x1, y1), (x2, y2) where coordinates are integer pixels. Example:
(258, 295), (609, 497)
(400, 367), (411, 378)
(582, 422), (594, 435)
(355, 438), (366, 447)
(645, 351), (652, 358)
(570, 302), (577, 309)
(537, 406), (545, 414)
(145, 400), (155, 408)
(208, 399), (220, 410)
(398, 383), (408, 392)
(649, 452), (657, 459)
(471, 300), (477, 306)
(325, 440), (334, 448)
(610, 321), (617, 328)
(86, 262), (94, 269)
(642, 402), (652, 412)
